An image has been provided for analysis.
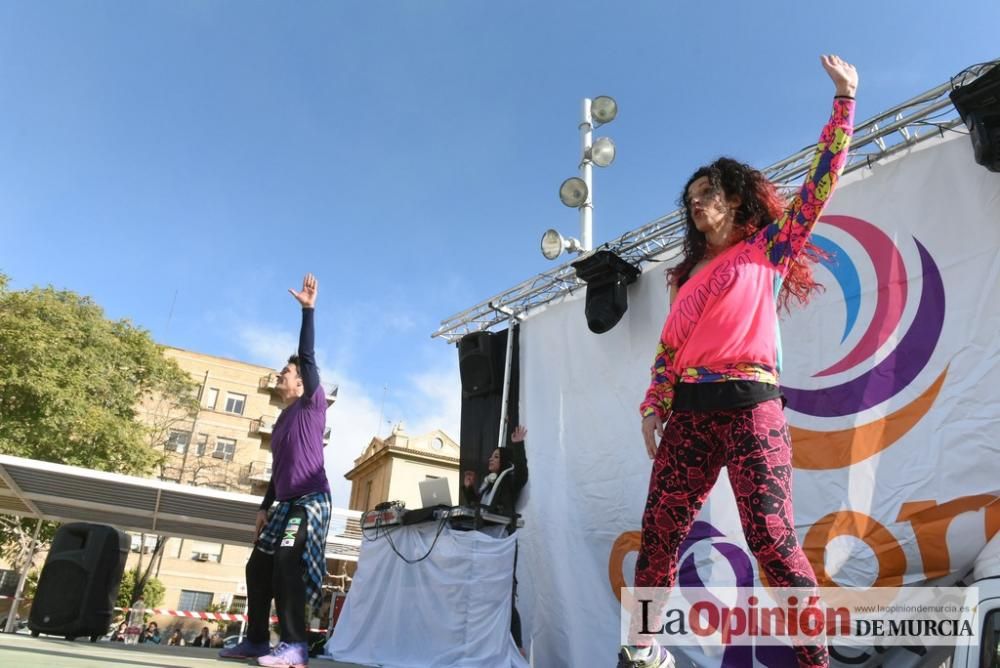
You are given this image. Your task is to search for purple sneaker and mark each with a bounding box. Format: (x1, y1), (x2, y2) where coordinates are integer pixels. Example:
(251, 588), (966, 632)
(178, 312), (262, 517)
(257, 641), (309, 668)
(218, 639), (271, 660)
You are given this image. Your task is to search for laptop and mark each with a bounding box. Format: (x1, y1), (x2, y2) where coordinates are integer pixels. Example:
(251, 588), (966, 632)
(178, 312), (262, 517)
(418, 478), (453, 508)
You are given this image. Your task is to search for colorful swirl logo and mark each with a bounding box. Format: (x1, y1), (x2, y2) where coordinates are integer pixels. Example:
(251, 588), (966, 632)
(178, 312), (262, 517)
(783, 215), (948, 470)
(677, 522), (798, 665)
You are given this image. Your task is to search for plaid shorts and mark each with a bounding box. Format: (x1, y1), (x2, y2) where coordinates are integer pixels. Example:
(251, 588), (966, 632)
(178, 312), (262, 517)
(257, 491), (331, 614)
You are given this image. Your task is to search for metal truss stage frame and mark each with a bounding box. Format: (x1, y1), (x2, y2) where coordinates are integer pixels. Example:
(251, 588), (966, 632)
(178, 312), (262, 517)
(433, 57), (999, 343)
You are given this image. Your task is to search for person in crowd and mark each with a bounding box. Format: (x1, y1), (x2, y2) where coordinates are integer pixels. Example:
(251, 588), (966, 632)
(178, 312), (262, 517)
(141, 621), (161, 644)
(191, 626), (212, 647)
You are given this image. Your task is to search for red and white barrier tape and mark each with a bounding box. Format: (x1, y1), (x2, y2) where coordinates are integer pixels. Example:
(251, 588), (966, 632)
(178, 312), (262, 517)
(115, 606), (267, 622)
(115, 607), (326, 632)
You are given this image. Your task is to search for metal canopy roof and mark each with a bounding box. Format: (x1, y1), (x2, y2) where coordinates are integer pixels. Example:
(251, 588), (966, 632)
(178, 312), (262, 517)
(0, 454), (362, 562)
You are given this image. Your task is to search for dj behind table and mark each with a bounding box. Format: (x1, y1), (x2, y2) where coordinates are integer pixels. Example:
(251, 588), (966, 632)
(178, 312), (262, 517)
(324, 491), (528, 667)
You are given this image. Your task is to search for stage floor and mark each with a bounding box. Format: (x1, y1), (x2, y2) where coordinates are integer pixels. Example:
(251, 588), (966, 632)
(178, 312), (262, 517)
(0, 633), (368, 668)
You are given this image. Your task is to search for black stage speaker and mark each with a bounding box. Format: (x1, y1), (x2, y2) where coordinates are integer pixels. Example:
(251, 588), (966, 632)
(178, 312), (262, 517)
(459, 326), (519, 504)
(458, 331), (502, 398)
(29, 522), (129, 642)
(950, 62), (1000, 172)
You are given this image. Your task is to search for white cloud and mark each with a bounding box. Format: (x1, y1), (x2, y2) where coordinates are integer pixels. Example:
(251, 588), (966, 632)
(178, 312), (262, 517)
(396, 363), (461, 442)
(237, 325), (297, 368)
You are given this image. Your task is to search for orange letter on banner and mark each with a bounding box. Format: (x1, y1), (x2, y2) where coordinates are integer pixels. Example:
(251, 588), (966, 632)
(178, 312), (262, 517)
(609, 531), (642, 608)
(803, 511), (907, 587)
(897, 495), (1000, 580)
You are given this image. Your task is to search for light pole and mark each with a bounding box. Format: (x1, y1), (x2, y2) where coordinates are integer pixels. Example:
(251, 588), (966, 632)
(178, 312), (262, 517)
(542, 95), (618, 260)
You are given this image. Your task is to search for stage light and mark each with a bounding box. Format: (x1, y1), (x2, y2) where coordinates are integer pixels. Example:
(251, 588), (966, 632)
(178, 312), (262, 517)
(950, 63), (1000, 172)
(571, 250), (640, 334)
(541, 229), (565, 260)
(543, 94), (617, 261)
(590, 137), (616, 167)
(540, 229), (582, 260)
(559, 177), (589, 208)
(591, 96), (618, 125)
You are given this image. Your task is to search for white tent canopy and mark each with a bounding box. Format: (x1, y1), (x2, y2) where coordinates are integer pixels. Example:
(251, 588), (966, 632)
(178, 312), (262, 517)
(0, 454), (361, 561)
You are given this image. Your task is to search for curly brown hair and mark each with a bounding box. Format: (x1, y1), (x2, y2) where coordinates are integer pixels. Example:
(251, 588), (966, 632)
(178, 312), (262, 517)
(669, 157), (827, 312)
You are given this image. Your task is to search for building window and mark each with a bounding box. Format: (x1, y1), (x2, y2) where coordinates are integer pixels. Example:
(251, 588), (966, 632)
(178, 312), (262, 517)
(195, 433), (209, 456)
(129, 534), (157, 554)
(213, 437), (237, 461)
(165, 430), (190, 454)
(204, 388), (219, 410)
(178, 590), (213, 612)
(224, 392), (246, 415)
(188, 541), (223, 563)
(230, 595), (247, 614)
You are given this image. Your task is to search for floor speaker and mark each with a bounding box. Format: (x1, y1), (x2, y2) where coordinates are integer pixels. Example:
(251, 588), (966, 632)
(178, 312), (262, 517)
(28, 522), (129, 641)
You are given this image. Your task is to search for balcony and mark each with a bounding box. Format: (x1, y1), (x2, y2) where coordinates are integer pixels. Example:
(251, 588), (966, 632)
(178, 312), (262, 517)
(246, 460), (272, 483)
(250, 416), (276, 436)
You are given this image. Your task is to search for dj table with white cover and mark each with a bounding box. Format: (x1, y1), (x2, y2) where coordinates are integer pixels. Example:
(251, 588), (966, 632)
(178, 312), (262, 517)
(324, 517), (529, 668)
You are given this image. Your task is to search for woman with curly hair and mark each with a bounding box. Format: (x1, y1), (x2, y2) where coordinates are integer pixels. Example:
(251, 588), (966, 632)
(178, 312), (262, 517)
(619, 55), (858, 668)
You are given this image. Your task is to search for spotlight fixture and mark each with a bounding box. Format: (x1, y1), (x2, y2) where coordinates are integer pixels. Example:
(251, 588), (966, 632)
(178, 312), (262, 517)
(558, 177), (589, 208)
(591, 96), (618, 125)
(590, 137), (616, 167)
(571, 250), (640, 334)
(542, 94), (618, 260)
(950, 62), (1000, 172)
(540, 229), (582, 260)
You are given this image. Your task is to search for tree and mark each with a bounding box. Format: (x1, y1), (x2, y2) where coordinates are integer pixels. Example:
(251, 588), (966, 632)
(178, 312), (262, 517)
(0, 273), (198, 561)
(116, 568), (166, 611)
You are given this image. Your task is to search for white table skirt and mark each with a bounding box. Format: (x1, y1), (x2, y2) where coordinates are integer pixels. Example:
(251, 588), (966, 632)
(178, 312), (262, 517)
(325, 521), (529, 668)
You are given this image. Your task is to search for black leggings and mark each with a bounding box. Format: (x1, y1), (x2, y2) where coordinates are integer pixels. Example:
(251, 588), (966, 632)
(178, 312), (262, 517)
(246, 506), (308, 644)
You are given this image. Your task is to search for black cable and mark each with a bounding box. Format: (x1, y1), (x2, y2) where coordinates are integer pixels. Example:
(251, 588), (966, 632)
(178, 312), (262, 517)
(360, 508), (451, 564)
(910, 121), (969, 136)
(951, 61), (999, 90)
(382, 514), (450, 564)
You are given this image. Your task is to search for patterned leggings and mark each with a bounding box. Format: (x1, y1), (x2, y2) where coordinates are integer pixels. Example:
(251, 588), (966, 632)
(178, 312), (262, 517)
(634, 399), (827, 668)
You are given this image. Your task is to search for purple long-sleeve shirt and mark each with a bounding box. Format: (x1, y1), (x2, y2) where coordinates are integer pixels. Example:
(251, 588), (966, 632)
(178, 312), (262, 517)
(261, 308), (330, 507)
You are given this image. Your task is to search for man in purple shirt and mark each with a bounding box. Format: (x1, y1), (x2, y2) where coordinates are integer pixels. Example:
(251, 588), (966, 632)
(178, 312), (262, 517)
(221, 273), (332, 668)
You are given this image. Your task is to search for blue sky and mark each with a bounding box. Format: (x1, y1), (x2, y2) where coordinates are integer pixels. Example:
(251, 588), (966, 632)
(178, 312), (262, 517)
(1, 1), (997, 506)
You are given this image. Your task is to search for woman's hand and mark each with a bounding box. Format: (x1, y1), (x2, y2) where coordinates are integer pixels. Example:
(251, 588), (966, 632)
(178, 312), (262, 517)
(463, 470), (477, 488)
(821, 54), (858, 98)
(641, 414), (664, 460)
(511, 425), (527, 443)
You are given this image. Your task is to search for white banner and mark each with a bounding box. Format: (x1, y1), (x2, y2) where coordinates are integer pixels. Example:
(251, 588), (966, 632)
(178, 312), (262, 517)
(516, 134), (1000, 667)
